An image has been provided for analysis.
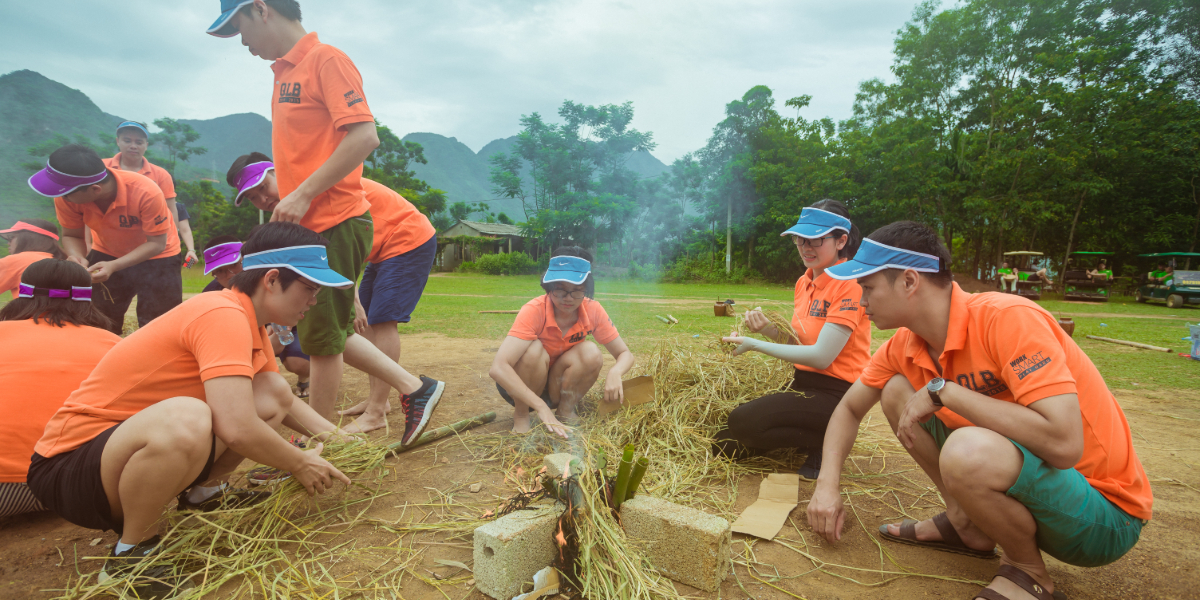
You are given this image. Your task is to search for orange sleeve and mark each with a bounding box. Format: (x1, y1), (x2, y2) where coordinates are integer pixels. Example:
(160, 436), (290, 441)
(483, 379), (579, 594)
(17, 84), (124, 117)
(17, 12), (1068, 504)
(860, 336), (903, 389)
(154, 167), (176, 199)
(181, 307), (257, 381)
(136, 184), (174, 237)
(589, 301), (621, 345)
(316, 51), (374, 131)
(507, 300), (545, 341)
(0, 256), (20, 297)
(54, 198), (84, 230)
(823, 279), (866, 330)
(985, 306), (1078, 405)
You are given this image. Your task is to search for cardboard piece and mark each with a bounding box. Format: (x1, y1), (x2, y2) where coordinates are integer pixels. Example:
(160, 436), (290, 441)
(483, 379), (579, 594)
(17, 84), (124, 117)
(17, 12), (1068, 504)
(596, 376), (655, 416)
(730, 473), (800, 540)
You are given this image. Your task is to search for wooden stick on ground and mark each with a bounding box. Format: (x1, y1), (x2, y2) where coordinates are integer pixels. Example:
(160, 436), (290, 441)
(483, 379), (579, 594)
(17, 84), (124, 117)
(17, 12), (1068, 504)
(387, 411), (497, 455)
(479, 310), (520, 314)
(1085, 335), (1172, 353)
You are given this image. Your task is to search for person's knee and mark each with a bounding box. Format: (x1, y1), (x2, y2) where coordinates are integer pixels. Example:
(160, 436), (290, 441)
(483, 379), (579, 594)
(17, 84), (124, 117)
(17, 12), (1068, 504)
(880, 375), (915, 429)
(151, 398), (213, 453)
(940, 427), (1020, 491)
(578, 342), (603, 372)
(518, 341), (550, 370)
(254, 372), (295, 414)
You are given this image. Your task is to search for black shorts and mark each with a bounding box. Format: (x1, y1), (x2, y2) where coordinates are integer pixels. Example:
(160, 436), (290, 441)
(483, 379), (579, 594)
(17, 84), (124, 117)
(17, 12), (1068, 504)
(496, 382), (557, 409)
(27, 424), (215, 533)
(88, 250), (183, 336)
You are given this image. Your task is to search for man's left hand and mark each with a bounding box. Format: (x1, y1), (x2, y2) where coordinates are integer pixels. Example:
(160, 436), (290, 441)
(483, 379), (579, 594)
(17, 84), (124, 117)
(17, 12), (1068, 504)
(88, 261), (118, 283)
(270, 191), (314, 225)
(897, 383), (941, 449)
(603, 371), (625, 404)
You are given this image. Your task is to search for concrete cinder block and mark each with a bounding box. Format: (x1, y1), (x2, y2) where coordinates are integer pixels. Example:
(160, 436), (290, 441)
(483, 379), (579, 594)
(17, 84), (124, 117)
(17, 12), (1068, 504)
(542, 453), (579, 478)
(473, 503), (563, 600)
(620, 495), (731, 592)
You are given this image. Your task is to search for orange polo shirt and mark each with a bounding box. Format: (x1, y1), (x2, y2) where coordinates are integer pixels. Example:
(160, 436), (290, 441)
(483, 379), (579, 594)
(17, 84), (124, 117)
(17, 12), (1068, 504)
(362, 178), (436, 263)
(54, 170), (181, 260)
(270, 32), (373, 234)
(0, 251), (54, 299)
(791, 263), (871, 383)
(35, 289), (278, 458)
(508, 295), (620, 366)
(103, 154), (176, 200)
(860, 284), (1153, 520)
(0, 321), (119, 481)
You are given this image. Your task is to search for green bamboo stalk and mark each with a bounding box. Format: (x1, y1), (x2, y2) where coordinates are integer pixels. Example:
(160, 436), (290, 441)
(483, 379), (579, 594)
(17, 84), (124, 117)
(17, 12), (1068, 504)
(612, 444), (635, 509)
(385, 411), (496, 455)
(625, 457), (650, 501)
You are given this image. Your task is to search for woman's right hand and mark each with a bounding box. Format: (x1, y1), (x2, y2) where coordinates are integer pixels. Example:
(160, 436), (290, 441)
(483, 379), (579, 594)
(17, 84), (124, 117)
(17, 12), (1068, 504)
(537, 408), (571, 439)
(744, 309), (770, 332)
(291, 442), (352, 496)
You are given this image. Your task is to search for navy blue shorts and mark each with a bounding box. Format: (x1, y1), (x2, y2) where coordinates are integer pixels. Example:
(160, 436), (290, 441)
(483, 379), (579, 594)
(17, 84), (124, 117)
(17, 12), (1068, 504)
(280, 327), (309, 361)
(360, 234), (436, 325)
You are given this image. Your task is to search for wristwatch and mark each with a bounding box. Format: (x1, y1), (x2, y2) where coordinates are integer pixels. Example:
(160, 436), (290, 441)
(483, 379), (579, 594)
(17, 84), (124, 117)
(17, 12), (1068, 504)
(927, 378), (946, 408)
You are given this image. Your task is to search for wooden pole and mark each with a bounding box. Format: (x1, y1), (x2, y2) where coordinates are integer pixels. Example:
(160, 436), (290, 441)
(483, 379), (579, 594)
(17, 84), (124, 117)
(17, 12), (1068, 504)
(1085, 335), (1172, 353)
(386, 411), (497, 455)
(478, 310), (520, 314)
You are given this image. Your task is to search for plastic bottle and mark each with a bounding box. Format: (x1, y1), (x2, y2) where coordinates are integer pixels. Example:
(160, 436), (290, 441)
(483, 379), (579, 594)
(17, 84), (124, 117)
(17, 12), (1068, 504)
(270, 323), (295, 345)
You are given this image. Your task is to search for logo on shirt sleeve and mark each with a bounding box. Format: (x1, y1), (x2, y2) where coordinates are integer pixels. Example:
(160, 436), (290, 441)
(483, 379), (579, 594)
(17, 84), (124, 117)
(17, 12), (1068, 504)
(1009, 352), (1052, 380)
(344, 90), (364, 107)
(278, 82), (302, 104)
(154, 215), (168, 225)
(838, 299), (859, 312)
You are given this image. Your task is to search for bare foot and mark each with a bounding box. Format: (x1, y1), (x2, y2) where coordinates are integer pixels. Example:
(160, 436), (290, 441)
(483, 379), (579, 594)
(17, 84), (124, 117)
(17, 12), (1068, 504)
(512, 412), (534, 434)
(339, 400), (391, 417)
(342, 412), (389, 434)
(885, 515), (995, 552)
(556, 409), (579, 423)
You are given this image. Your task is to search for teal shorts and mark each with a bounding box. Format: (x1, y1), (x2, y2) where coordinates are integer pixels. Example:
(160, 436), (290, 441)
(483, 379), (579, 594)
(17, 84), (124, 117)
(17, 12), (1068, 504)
(921, 416), (1143, 567)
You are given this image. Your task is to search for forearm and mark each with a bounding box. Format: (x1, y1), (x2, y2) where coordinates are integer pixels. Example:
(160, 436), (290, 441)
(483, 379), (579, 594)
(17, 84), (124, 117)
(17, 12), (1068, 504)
(608, 350), (635, 379)
(108, 238), (166, 271)
(748, 323), (851, 369)
(63, 236), (87, 260)
(938, 384), (1079, 468)
(292, 123), (379, 202)
(222, 419), (308, 471)
(815, 401), (866, 491)
(178, 220), (196, 253)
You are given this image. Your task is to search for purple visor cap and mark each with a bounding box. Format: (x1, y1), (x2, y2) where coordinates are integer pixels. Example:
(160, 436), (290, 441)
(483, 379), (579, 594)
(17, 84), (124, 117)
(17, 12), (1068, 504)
(28, 163), (107, 198)
(204, 241), (243, 275)
(234, 161), (274, 207)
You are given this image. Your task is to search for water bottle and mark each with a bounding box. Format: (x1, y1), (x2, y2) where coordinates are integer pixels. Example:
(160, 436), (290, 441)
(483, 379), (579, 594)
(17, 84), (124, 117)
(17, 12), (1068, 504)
(270, 323), (295, 345)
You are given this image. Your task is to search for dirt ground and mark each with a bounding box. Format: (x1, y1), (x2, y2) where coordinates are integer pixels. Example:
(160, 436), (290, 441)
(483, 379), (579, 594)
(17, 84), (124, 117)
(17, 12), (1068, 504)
(2, 333), (1197, 600)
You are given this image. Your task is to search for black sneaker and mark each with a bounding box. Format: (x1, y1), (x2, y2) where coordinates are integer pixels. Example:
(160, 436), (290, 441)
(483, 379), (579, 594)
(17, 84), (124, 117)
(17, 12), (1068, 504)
(798, 449), (822, 481)
(98, 535), (186, 599)
(176, 484), (272, 512)
(401, 376), (446, 446)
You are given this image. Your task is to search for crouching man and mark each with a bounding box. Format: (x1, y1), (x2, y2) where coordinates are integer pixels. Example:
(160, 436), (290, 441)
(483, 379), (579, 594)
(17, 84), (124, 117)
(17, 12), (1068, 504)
(27, 222), (359, 597)
(807, 222), (1152, 600)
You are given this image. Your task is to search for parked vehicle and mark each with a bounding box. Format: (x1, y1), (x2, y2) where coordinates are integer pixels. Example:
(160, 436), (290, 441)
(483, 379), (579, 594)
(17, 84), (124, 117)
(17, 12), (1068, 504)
(1135, 252), (1200, 309)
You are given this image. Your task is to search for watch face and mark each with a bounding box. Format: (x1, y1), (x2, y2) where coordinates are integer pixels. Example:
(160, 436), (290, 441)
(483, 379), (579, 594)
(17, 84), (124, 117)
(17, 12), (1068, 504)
(929, 378), (946, 392)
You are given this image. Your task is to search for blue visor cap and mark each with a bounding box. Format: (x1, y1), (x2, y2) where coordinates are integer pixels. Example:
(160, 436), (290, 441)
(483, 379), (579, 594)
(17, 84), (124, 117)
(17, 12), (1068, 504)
(542, 256), (592, 285)
(116, 121), (150, 138)
(826, 238), (941, 280)
(207, 0), (254, 37)
(781, 207), (853, 239)
(241, 245), (354, 289)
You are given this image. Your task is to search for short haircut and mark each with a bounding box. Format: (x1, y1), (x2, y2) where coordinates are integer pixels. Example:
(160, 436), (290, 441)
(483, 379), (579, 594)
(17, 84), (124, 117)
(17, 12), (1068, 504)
(239, 0), (302, 22)
(227, 151), (272, 189)
(866, 221), (954, 288)
(8, 218), (66, 259)
(49, 144), (110, 183)
(540, 246), (595, 299)
(229, 222), (327, 294)
(0, 259), (114, 330)
(809, 199), (861, 259)
(205, 234), (242, 251)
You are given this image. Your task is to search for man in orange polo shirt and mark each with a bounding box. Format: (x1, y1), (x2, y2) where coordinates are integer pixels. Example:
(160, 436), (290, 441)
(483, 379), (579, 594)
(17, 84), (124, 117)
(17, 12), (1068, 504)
(27, 222), (359, 597)
(806, 222), (1152, 600)
(29, 144), (183, 335)
(209, 0), (447, 441)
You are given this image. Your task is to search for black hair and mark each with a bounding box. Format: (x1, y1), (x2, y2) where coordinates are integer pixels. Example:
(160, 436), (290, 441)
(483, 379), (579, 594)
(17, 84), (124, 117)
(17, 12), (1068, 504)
(866, 221), (954, 288)
(809, 199), (861, 259)
(227, 151), (272, 189)
(49, 144), (110, 184)
(239, 0), (302, 23)
(540, 246), (596, 299)
(205, 234), (242, 251)
(116, 122), (149, 138)
(6, 218), (66, 259)
(0, 259), (113, 330)
(229, 222), (327, 294)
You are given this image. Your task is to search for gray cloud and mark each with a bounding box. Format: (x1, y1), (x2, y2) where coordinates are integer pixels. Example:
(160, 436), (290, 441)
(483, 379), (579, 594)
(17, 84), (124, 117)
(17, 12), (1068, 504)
(0, 0), (916, 162)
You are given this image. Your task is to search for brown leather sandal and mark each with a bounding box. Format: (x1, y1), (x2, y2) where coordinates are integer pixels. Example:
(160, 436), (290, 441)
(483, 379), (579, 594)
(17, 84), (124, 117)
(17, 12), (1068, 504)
(878, 512), (999, 559)
(974, 564), (1067, 600)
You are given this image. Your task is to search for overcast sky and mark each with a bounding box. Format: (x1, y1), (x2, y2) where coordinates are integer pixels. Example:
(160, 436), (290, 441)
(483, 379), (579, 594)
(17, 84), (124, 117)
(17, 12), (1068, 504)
(0, 0), (917, 163)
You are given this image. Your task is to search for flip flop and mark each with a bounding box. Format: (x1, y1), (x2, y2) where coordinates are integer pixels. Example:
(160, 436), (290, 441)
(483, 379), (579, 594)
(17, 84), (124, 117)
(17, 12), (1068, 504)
(974, 564), (1067, 600)
(878, 512), (999, 559)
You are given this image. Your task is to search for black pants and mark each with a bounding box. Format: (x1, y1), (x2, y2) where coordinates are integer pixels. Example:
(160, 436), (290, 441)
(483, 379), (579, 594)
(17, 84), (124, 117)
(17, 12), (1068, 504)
(713, 369), (852, 458)
(89, 250), (183, 335)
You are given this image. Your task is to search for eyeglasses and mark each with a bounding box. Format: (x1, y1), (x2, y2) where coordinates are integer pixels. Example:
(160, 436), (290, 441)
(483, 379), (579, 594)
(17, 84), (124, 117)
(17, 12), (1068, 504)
(793, 235), (833, 248)
(297, 280), (321, 298)
(550, 289), (586, 300)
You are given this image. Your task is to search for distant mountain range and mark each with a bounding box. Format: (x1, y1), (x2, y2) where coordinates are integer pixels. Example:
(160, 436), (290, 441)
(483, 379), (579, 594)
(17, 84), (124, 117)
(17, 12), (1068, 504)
(0, 70), (668, 225)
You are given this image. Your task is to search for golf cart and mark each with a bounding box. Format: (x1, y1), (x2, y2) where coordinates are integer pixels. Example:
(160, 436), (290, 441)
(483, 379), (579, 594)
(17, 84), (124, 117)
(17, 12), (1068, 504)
(998, 251), (1049, 301)
(1135, 252), (1200, 309)
(1062, 251), (1113, 302)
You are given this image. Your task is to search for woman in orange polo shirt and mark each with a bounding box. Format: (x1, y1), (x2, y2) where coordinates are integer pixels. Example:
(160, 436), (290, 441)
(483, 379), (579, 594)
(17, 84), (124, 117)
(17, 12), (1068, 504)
(719, 200), (871, 479)
(489, 247), (634, 439)
(0, 219), (67, 299)
(0, 258), (119, 517)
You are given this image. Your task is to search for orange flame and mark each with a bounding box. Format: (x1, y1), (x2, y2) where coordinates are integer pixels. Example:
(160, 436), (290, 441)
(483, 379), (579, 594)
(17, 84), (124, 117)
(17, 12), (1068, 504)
(554, 520), (567, 561)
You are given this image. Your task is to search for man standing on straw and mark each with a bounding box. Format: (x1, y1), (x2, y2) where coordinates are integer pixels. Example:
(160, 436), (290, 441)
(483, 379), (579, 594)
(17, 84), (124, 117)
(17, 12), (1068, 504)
(207, 0), (446, 442)
(806, 221), (1151, 600)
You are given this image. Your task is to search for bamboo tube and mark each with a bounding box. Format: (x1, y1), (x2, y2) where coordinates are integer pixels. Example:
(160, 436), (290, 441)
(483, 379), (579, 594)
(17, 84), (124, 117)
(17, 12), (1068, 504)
(625, 457), (650, 501)
(654, 315), (671, 323)
(612, 444), (635, 509)
(1085, 335), (1172, 353)
(385, 411), (497, 455)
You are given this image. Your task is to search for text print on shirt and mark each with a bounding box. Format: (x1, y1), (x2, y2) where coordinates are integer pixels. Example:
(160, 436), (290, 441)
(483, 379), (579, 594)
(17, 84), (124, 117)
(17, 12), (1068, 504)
(1011, 352), (1052, 380)
(808, 299), (830, 318)
(119, 215), (141, 228)
(344, 90), (364, 107)
(955, 370), (1009, 397)
(279, 82), (302, 104)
